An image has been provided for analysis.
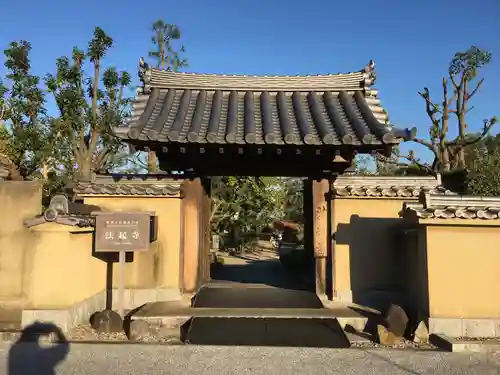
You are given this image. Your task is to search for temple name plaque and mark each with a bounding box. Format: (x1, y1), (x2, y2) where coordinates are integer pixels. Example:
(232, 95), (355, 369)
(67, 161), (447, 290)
(92, 211), (156, 319)
(94, 212), (154, 253)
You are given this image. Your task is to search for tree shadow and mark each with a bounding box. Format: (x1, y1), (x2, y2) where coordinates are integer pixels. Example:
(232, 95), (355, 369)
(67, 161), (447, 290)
(8, 321), (70, 375)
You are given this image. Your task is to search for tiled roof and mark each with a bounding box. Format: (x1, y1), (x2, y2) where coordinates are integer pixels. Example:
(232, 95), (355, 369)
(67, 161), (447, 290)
(114, 61), (416, 147)
(403, 193), (500, 220)
(333, 175), (449, 198)
(24, 195), (97, 228)
(71, 173), (182, 196)
(24, 214), (94, 228)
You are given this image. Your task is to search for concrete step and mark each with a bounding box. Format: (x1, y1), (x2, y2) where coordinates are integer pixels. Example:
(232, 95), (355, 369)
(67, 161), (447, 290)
(128, 300), (370, 347)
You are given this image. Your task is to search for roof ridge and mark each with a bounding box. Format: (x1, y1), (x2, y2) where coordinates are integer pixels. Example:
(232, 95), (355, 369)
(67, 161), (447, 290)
(403, 192), (500, 220)
(148, 69), (368, 79)
(138, 58), (377, 92)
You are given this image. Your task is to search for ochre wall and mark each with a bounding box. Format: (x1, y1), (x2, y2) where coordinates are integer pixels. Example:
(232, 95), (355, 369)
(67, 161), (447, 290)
(424, 224), (500, 319)
(332, 197), (408, 308)
(25, 224), (103, 308)
(0, 181), (42, 305)
(81, 195), (182, 290)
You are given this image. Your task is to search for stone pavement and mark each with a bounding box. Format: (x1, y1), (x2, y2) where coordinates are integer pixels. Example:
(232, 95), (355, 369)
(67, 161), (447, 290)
(0, 342), (499, 375)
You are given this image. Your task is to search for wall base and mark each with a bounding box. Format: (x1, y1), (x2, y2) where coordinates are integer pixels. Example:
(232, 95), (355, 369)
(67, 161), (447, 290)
(429, 317), (500, 338)
(21, 288), (181, 333)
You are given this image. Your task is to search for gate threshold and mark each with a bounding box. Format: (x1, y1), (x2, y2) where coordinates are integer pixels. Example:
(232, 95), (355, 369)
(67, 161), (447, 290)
(132, 306), (340, 321)
(130, 301), (367, 322)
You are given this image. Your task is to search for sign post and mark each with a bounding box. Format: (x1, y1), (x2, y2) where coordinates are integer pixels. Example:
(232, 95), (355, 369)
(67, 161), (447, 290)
(118, 250), (125, 318)
(92, 211), (155, 319)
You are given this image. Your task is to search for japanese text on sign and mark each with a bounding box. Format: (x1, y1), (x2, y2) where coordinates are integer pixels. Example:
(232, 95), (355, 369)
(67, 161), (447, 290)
(94, 213), (152, 252)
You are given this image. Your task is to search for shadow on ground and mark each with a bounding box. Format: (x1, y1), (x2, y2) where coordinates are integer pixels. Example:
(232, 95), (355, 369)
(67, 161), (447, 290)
(8, 321), (69, 375)
(210, 250), (314, 291)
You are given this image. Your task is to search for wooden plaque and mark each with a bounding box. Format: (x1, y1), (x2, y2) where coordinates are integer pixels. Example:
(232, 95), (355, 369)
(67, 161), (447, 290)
(93, 212), (154, 252)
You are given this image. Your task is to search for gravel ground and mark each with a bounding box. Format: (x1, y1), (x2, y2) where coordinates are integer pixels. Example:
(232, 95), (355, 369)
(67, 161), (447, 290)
(350, 338), (437, 350)
(0, 342), (499, 375)
(68, 325), (128, 342)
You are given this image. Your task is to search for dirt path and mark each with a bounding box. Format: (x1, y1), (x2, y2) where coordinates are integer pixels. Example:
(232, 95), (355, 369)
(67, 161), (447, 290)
(211, 248), (313, 291)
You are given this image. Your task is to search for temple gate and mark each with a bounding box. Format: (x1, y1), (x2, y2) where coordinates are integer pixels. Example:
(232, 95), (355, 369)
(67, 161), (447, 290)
(113, 58), (415, 300)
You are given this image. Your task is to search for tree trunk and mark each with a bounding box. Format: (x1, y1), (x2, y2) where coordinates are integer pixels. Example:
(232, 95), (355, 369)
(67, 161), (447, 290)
(439, 147), (451, 172)
(148, 150), (157, 173)
(77, 159), (93, 181)
(42, 163), (49, 179)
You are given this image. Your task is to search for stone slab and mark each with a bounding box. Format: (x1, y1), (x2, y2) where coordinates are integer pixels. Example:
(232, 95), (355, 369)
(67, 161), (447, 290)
(193, 285), (323, 309)
(132, 305), (342, 320)
(430, 334), (500, 353)
(185, 316), (350, 347)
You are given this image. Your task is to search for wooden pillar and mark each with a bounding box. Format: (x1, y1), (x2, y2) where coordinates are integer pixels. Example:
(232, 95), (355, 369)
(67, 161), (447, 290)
(303, 179), (314, 279)
(312, 179), (329, 297)
(181, 178), (203, 293)
(199, 178), (212, 285)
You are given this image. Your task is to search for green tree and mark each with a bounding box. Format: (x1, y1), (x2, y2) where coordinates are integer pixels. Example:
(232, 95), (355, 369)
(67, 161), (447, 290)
(465, 133), (500, 196)
(211, 177), (285, 239)
(282, 178), (304, 223)
(149, 19), (188, 72)
(0, 40), (50, 180)
(145, 19), (188, 173)
(45, 27), (132, 181)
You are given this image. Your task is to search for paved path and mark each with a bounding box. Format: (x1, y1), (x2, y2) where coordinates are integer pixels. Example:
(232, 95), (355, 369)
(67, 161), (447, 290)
(1, 342), (499, 375)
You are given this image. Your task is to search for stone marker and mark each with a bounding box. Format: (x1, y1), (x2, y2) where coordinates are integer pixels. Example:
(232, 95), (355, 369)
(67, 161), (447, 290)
(377, 324), (403, 346)
(91, 310), (123, 334)
(413, 321), (429, 344)
(385, 304), (408, 338)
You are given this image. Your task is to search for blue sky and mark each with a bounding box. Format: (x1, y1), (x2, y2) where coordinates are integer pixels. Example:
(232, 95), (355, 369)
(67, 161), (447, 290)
(1, 0), (499, 163)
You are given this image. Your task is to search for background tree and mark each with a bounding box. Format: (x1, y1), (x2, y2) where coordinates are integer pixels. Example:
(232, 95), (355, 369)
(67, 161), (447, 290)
(45, 27), (132, 181)
(146, 19), (188, 172)
(377, 46), (496, 177)
(210, 177), (286, 241)
(0, 41), (50, 181)
(464, 133), (500, 195)
(282, 178), (304, 223)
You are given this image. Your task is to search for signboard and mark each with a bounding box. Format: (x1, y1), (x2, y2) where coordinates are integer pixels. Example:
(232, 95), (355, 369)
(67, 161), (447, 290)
(94, 212), (154, 252)
(92, 211), (155, 319)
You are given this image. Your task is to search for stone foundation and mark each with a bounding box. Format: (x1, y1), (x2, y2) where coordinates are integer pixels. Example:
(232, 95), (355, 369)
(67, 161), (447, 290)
(429, 317), (500, 338)
(21, 288), (181, 333)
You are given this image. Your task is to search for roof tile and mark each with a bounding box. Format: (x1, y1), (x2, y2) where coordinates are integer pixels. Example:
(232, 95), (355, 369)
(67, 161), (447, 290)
(115, 62), (415, 147)
(403, 193), (500, 220)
